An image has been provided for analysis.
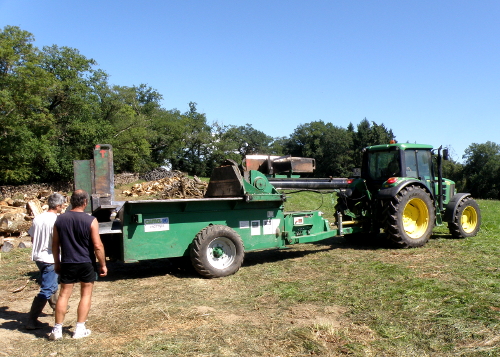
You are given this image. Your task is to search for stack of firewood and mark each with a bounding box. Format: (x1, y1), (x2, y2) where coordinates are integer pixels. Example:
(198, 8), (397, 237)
(0, 172), (208, 252)
(0, 192), (69, 252)
(122, 174), (208, 199)
(0, 195), (58, 234)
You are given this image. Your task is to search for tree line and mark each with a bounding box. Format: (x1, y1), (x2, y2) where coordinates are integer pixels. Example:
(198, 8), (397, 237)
(1, 26), (498, 199)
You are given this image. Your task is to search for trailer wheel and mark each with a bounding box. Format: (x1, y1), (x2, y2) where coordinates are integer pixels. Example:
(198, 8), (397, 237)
(385, 185), (435, 248)
(447, 197), (481, 238)
(190, 225), (244, 278)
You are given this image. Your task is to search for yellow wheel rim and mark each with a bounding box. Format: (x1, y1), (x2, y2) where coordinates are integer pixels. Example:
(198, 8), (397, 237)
(403, 198), (429, 239)
(461, 206), (478, 233)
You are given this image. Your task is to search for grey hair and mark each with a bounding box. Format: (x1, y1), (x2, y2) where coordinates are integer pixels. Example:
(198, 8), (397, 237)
(47, 193), (66, 209)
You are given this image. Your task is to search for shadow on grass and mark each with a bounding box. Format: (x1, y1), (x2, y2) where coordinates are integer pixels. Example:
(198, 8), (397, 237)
(103, 227), (469, 281)
(0, 305), (74, 340)
(102, 235), (399, 281)
(103, 257), (200, 281)
(430, 232), (463, 240)
(102, 230), (466, 281)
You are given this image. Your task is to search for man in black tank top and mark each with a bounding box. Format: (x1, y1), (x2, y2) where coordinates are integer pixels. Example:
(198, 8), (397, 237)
(49, 190), (107, 340)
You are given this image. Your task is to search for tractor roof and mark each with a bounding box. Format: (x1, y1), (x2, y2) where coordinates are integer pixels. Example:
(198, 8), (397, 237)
(365, 143), (434, 152)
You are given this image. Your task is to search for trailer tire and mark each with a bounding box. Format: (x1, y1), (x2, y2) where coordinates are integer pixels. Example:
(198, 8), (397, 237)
(447, 196), (481, 238)
(385, 185), (435, 248)
(190, 225), (244, 278)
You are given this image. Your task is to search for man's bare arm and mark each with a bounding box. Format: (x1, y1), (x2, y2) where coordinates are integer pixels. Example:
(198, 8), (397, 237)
(52, 226), (61, 274)
(90, 218), (107, 277)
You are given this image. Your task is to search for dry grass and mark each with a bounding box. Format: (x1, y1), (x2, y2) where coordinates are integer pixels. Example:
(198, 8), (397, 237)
(1, 197), (499, 356)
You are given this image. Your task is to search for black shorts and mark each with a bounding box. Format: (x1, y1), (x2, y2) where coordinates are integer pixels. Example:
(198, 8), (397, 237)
(59, 263), (97, 284)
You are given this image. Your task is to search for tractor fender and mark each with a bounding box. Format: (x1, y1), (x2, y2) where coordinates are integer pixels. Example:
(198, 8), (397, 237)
(442, 193), (472, 222)
(376, 179), (433, 200)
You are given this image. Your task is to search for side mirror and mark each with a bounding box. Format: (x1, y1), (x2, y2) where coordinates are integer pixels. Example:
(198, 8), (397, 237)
(443, 148), (449, 161)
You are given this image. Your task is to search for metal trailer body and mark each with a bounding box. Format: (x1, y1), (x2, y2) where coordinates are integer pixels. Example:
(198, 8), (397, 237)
(115, 197), (335, 263)
(75, 145), (350, 278)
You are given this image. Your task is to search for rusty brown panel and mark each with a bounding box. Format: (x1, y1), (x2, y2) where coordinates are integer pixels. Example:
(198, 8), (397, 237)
(92, 144), (114, 205)
(273, 157), (315, 173)
(205, 165), (244, 197)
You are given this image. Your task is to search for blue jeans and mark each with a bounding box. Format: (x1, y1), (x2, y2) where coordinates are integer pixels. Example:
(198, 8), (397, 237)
(35, 261), (58, 300)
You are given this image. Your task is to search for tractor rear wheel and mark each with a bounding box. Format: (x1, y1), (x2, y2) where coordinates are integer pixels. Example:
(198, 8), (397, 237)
(385, 185), (435, 248)
(190, 225), (245, 278)
(448, 196), (481, 238)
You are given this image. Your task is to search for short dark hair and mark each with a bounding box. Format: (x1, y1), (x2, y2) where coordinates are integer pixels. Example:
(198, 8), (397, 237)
(47, 193), (65, 209)
(70, 189), (89, 208)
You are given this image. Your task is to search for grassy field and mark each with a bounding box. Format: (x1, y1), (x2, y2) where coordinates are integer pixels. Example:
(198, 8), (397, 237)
(1, 191), (500, 356)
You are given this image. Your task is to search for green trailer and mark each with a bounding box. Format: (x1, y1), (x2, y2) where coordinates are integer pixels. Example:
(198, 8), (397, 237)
(75, 145), (350, 278)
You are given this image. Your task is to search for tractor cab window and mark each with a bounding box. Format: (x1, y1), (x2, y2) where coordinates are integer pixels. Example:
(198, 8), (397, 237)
(403, 150), (432, 180)
(417, 150), (432, 180)
(404, 150), (418, 178)
(367, 150), (400, 180)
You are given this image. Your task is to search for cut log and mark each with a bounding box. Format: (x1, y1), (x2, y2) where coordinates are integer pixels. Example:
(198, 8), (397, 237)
(38, 190), (52, 199)
(0, 209), (30, 234)
(26, 199), (43, 216)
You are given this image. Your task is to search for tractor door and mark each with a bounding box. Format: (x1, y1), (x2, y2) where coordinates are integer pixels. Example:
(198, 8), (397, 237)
(403, 149), (434, 194)
(362, 149), (402, 191)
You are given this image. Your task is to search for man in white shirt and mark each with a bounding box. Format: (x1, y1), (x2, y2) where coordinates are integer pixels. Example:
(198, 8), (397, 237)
(26, 193), (65, 330)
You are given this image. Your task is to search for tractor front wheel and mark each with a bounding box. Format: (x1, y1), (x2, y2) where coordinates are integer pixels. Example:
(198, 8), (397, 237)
(385, 185), (435, 248)
(448, 197), (481, 238)
(190, 225), (245, 278)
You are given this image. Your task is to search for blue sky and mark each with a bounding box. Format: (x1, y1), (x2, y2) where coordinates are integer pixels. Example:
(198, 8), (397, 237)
(2, 0), (499, 162)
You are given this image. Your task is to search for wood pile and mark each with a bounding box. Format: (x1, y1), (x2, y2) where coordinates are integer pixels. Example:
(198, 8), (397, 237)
(122, 172), (208, 199)
(0, 172), (208, 252)
(0, 188), (69, 252)
(0, 182), (72, 200)
(114, 172), (140, 186)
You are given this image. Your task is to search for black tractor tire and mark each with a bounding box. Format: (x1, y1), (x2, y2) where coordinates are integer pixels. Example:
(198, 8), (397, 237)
(384, 185), (435, 248)
(447, 196), (481, 238)
(190, 225), (245, 278)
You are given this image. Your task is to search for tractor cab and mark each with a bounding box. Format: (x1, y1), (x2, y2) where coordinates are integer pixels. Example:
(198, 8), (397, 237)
(361, 143), (435, 193)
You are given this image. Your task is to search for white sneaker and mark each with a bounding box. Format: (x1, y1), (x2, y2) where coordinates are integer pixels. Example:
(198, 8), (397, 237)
(72, 328), (91, 339)
(49, 329), (62, 340)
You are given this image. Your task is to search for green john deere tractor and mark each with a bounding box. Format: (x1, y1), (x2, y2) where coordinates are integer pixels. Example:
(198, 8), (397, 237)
(336, 142), (481, 247)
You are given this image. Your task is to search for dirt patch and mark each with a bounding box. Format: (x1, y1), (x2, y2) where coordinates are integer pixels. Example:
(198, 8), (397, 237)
(288, 303), (346, 327)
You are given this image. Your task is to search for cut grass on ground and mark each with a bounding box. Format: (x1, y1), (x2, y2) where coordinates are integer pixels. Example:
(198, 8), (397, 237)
(0, 194), (499, 356)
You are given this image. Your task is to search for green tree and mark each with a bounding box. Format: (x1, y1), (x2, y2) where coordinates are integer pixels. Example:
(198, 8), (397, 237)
(285, 121), (353, 177)
(39, 44), (111, 180)
(462, 141), (500, 199)
(0, 25), (162, 182)
(350, 118), (395, 167)
(206, 122), (241, 170)
(0, 26), (58, 183)
(221, 124), (274, 157)
(169, 102), (213, 176)
(149, 108), (186, 168)
(102, 84), (163, 173)
(442, 159), (465, 192)
(268, 136), (287, 156)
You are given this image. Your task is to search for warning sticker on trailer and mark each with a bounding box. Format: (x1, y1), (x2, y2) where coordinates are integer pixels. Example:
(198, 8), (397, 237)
(294, 216), (304, 225)
(251, 220), (260, 235)
(263, 218), (280, 235)
(144, 217), (170, 232)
